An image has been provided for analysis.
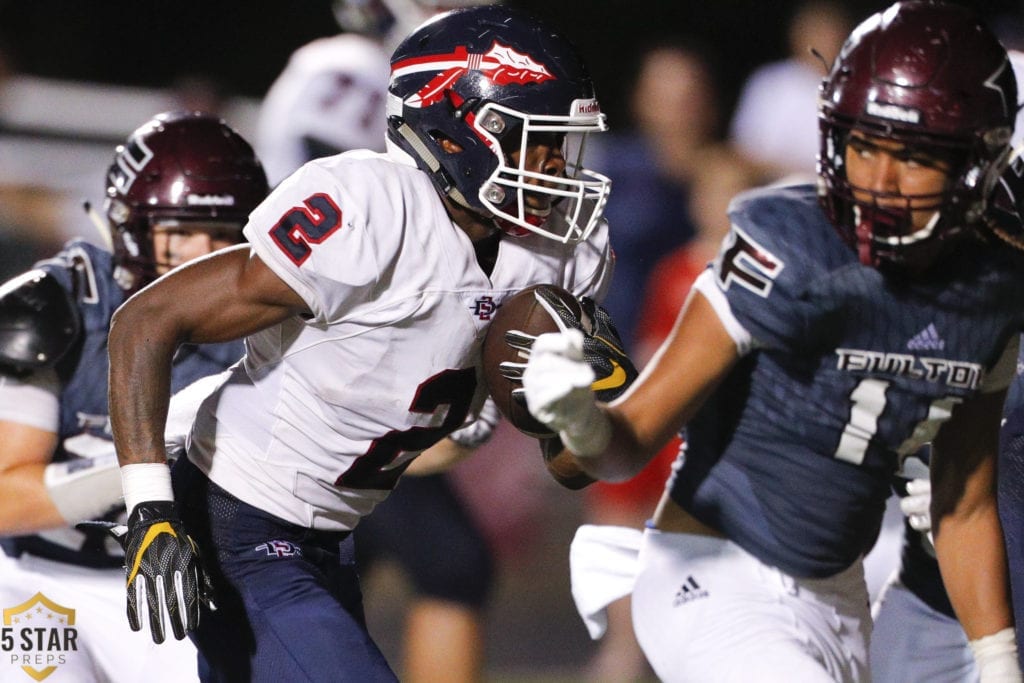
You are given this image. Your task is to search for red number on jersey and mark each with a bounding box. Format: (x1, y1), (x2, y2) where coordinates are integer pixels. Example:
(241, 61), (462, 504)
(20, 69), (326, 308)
(335, 367), (477, 490)
(269, 193), (344, 265)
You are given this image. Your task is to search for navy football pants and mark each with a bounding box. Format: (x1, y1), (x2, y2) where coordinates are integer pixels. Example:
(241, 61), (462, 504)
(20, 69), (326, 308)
(172, 457), (398, 682)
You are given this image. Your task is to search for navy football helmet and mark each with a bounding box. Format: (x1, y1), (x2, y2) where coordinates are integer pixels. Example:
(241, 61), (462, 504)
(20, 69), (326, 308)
(105, 111), (268, 294)
(818, 1), (1017, 270)
(386, 5), (610, 243)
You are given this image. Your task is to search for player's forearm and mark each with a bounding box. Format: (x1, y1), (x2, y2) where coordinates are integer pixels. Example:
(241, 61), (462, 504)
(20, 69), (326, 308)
(0, 423), (109, 532)
(562, 405), (657, 483)
(406, 438), (474, 475)
(935, 500), (1014, 639)
(0, 455), (124, 532)
(108, 302), (179, 466)
(0, 461), (65, 534)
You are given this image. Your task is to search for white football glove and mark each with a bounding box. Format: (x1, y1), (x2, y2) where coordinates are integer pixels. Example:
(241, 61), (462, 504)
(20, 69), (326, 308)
(522, 329), (610, 456)
(899, 477), (932, 534)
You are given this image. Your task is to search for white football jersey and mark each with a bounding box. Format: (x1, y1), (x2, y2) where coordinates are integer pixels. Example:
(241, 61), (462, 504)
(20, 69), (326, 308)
(188, 149), (612, 531)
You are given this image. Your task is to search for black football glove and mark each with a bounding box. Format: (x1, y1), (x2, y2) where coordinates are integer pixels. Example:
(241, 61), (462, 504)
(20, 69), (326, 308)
(78, 501), (214, 644)
(499, 291), (638, 404)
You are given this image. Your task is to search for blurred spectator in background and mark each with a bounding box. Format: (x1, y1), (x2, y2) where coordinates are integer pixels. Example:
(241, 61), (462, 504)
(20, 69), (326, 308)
(588, 39), (722, 355)
(172, 74), (228, 118)
(729, 0), (852, 181)
(635, 149), (771, 365)
(0, 36), (67, 280)
(582, 147), (769, 683)
(0, 186), (65, 281)
(256, 4), (497, 680)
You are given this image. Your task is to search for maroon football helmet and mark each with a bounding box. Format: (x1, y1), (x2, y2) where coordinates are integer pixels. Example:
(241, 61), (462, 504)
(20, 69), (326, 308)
(104, 111), (269, 293)
(818, 1), (1017, 271)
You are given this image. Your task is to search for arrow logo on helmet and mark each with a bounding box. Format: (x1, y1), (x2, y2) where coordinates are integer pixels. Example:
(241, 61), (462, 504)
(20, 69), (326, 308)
(394, 42), (555, 109)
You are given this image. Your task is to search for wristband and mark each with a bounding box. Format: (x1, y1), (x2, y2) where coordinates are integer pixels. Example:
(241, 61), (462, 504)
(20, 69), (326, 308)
(120, 462), (174, 517)
(969, 627), (1022, 682)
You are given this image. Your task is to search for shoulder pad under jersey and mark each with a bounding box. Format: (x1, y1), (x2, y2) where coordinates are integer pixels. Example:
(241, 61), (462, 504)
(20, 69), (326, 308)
(0, 269), (81, 374)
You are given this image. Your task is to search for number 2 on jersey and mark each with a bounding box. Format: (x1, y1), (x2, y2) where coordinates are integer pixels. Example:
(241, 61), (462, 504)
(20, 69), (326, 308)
(269, 193), (344, 266)
(336, 368), (477, 490)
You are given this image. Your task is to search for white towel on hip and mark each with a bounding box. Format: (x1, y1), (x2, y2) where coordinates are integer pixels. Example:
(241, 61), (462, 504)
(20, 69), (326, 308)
(569, 523), (644, 639)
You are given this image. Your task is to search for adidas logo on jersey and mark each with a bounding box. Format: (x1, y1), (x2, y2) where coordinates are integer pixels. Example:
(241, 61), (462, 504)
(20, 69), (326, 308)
(672, 575), (709, 606)
(907, 323), (945, 352)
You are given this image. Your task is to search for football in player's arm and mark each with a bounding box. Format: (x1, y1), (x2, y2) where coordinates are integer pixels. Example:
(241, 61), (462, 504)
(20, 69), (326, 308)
(517, 3), (1024, 682)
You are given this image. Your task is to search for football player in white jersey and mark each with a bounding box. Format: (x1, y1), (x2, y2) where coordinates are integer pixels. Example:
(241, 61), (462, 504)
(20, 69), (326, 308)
(0, 112), (267, 682)
(102, 7), (619, 680)
(520, 2), (1024, 682)
(256, 4), (502, 679)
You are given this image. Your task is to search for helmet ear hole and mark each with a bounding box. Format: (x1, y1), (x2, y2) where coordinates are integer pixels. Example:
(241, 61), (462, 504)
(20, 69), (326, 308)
(433, 133), (464, 154)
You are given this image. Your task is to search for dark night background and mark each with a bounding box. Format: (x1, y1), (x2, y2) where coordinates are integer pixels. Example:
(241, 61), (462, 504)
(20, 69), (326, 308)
(2, 1), (1024, 675)
(2, 1), (1022, 131)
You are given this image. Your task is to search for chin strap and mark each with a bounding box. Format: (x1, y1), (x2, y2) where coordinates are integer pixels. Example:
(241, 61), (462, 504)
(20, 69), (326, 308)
(82, 200), (115, 251)
(393, 122), (474, 210)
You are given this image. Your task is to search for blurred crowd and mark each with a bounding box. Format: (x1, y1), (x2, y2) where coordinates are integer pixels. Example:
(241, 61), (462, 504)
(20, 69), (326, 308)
(2, 1), (1024, 680)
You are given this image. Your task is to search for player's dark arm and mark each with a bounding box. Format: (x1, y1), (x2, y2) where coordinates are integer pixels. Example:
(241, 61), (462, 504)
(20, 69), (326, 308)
(108, 244), (307, 467)
(931, 387), (1014, 640)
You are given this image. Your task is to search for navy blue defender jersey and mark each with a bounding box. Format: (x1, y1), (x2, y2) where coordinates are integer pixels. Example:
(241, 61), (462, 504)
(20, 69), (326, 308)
(2, 240), (244, 567)
(670, 184), (1024, 579)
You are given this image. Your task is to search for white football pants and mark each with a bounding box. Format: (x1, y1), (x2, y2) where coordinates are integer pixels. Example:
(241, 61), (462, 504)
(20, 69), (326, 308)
(572, 525), (872, 683)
